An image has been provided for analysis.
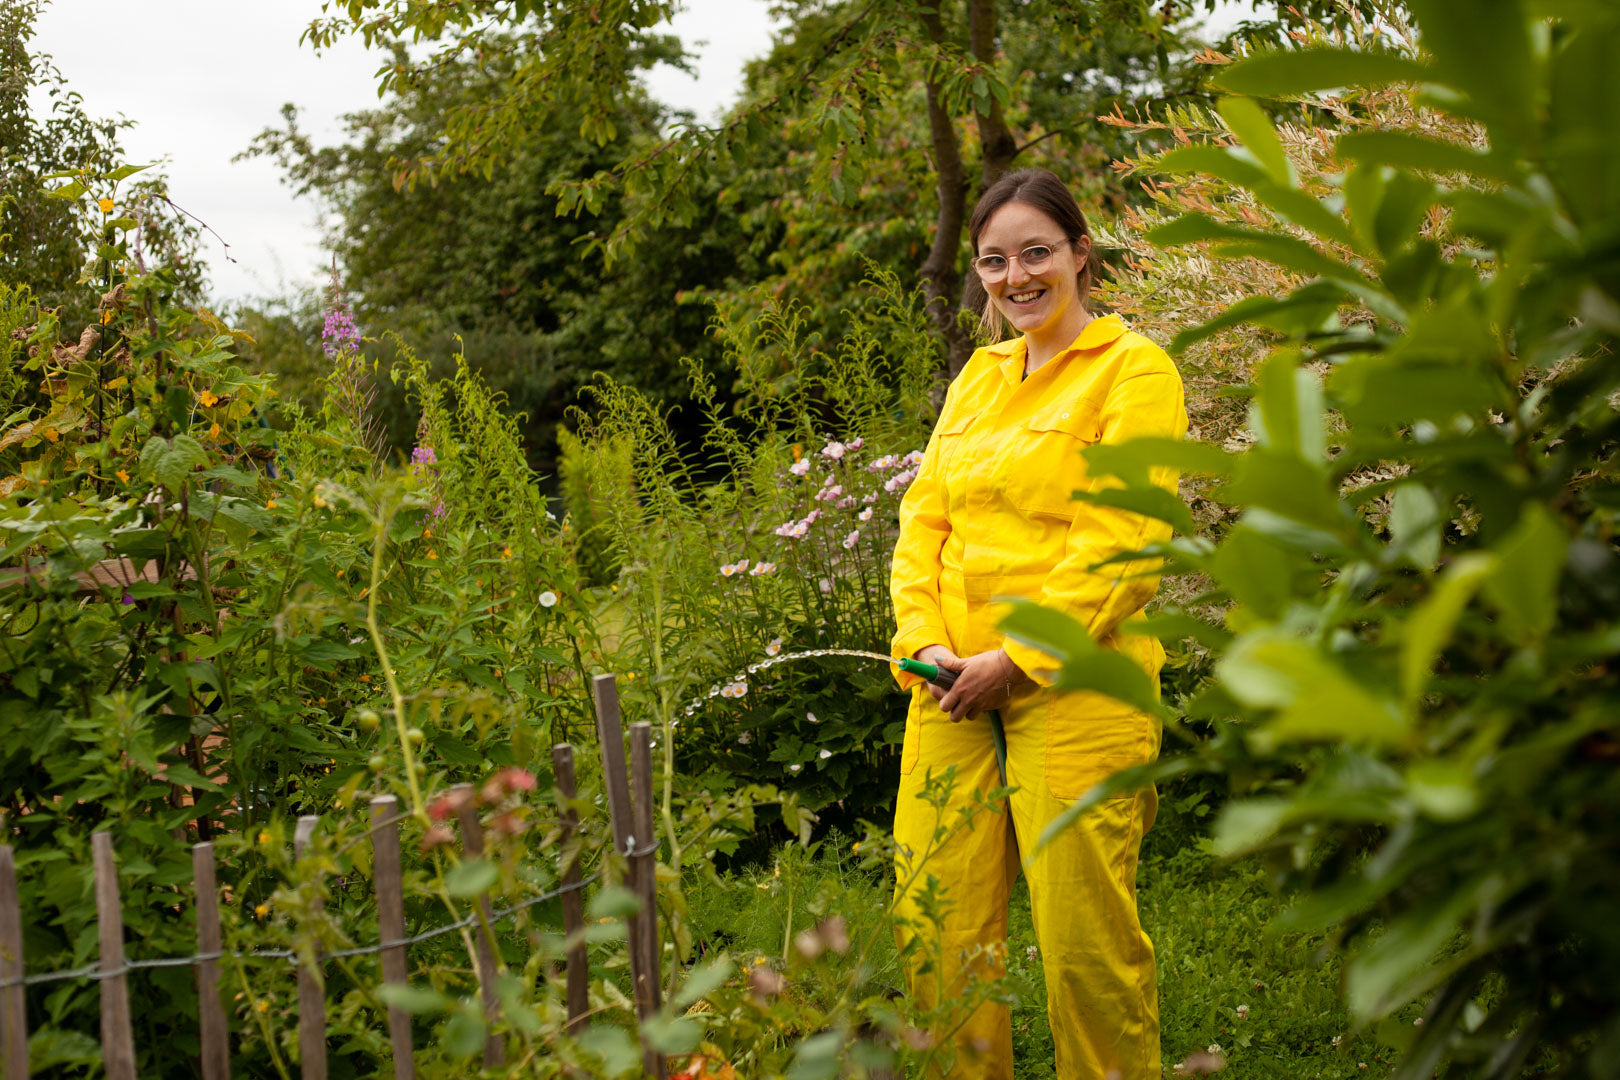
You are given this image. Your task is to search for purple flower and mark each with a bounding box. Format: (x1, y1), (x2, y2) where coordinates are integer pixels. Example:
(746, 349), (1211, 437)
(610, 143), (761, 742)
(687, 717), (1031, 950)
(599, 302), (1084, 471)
(321, 272), (362, 358)
(410, 429), (448, 519)
(120, 591), (135, 606)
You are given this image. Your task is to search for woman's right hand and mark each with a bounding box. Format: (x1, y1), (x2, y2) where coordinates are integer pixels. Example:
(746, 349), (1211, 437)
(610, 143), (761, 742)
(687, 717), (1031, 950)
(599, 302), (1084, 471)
(914, 644), (964, 705)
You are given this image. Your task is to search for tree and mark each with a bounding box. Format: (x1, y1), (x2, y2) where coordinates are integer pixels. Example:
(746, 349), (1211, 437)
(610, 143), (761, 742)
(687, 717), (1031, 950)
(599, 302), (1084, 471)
(303, 0), (1383, 373)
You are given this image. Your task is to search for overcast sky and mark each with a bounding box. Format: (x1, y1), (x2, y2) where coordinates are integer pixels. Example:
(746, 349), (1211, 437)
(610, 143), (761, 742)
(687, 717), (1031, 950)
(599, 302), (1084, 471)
(30, 0), (781, 307)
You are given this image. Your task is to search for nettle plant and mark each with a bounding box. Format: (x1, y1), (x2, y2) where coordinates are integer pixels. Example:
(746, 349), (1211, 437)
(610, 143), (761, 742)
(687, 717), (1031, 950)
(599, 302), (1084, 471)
(566, 268), (942, 830)
(1005, 2), (1620, 1076)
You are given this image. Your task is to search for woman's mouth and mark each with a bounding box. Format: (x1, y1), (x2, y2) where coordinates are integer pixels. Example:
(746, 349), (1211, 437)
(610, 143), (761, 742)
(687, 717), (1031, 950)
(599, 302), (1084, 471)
(1007, 288), (1045, 308)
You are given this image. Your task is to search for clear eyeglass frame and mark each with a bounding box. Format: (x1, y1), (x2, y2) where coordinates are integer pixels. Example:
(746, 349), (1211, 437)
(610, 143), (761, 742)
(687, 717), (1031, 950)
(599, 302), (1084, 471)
(972, 238), (1071, 281)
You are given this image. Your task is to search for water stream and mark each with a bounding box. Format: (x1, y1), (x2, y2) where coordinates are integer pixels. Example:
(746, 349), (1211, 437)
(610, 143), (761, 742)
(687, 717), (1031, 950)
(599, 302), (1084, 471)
(679, 648), (899, 718)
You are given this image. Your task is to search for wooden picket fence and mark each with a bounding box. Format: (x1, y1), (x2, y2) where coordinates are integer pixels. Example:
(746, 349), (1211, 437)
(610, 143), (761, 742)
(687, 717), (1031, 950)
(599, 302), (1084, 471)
(0, 674), (670, 1079)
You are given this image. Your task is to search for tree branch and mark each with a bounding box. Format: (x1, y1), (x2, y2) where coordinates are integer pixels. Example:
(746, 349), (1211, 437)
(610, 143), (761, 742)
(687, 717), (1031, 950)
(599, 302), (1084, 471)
(917, 0), (974, 375)
(968, 0), (1018, 187)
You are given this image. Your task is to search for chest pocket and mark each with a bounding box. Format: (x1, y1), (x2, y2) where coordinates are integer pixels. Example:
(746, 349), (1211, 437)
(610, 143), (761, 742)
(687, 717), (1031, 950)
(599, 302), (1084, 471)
(1005, 399), (1104, 520)
(932, 411), (974, 477)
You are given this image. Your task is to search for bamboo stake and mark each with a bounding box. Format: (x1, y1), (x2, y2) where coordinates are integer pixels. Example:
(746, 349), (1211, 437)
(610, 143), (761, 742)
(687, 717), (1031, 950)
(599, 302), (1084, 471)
(370, 797), (414, 1079)
(552, 744), (588, 1032)
(449, 785), (503, 1069)
(192, 843), (230, 1080)
(294, 816), (328, 1080)
(0, 846), (28, 1080)
(628, 722), (663, 1021)
(91, 833), (136, 1080)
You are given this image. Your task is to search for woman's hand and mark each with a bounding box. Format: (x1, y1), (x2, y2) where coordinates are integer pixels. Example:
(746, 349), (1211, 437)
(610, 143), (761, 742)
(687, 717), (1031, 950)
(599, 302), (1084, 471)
(929, 648), (1030, 723)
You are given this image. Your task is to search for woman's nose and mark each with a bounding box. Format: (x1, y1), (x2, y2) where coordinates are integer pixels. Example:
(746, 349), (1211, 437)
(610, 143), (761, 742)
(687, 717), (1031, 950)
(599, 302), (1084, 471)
(1006, 259), (1033, 286)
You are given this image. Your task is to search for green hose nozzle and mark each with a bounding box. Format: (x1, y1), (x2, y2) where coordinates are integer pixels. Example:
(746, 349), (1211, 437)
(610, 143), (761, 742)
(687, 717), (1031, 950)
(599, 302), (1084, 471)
(896, 656), (959, 689)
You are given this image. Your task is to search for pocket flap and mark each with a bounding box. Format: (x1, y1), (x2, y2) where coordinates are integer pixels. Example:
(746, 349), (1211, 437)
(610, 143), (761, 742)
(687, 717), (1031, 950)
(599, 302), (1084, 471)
(1026, 399), (1102, 439)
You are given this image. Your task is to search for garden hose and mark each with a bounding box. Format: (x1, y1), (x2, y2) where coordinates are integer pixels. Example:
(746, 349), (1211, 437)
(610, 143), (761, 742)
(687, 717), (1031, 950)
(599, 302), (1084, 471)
(896, 658), (1009, 783)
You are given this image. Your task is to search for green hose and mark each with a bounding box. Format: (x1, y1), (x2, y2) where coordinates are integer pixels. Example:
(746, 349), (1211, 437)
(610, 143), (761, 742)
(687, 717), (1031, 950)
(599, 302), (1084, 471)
(897, 658), (1008, 783)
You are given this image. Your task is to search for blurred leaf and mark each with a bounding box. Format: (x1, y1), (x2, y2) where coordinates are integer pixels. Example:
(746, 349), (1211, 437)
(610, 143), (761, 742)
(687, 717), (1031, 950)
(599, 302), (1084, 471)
(1400, 553), (1497, 705)
(1168, 283), (1346, 355)
(442, 1000), (485, 1058)
(444, 859), (499, 898)
(671, 957), (733, 1011)
(1213, 48), (1432, 97)
(1406, 760), (1480, 821)
(1212, 797), (1291, 857)
(378, 983), (449, 1014)
(640, 1014), (702, 1055)
(1482, 504), (1568, 639)
(1388, 483), (1443, 571)
(1336, 131), (1516, 184)
(1069, 484), (1194, 534)
(1217, 96), (1294, 186)
(576, 1026), (641, 1076)
(588, 884), (642, 921)
(1219, 632), (1408, 747)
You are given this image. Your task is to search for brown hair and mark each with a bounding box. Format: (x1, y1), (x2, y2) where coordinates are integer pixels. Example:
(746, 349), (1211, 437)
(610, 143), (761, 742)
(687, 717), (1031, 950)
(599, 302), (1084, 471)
(967, 168), (1103, 342)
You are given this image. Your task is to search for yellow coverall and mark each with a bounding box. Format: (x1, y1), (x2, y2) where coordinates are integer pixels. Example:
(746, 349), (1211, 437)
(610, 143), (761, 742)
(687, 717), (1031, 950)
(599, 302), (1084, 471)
(889, 314), (1186, 1079)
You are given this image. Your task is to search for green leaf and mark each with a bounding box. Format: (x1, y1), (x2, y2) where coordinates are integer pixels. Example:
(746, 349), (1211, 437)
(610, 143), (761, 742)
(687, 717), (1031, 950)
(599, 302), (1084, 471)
(1388, 483), (1443, 571)
(1218, 631), (1409, 747)
(788, 1031), (845, 1080)
(576, 1027), (641, 1076)
(444, 859), (498, 899)
(1207, 524), (1298, 619)
(1217, 96), (1293, 186)
(46, 180), (87, 200)
(1081, 437), (1235, 485)
(378, 983), (449, 1014)
(640, 1014), (702, 1055)
(1481, 504), (1568, 639)
(1068, 484), (1194, 534)
(1211, 797), (1291, 857)
(671, 958), (734, 1012)
(1169, 282), (1347, 355)
(587, 884), (641, 921)
(997, 598), (1167, 717)
(155, 435), (209, 494)
(1405, 760), (1480, 821)
(1335, 131), (1516, 184)
(1213, 48), (1432, 97)
(103, 164), (153, 181)
(1345, 887), (1475, 1020)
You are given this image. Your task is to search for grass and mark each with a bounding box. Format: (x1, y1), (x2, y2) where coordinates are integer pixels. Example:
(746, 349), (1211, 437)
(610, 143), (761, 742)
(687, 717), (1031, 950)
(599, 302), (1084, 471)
(682, 778), (1411, 1078)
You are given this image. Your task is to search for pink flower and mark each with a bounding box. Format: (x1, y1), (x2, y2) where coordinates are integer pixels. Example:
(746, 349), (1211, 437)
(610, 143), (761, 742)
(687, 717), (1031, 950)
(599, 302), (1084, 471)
(858, 507), (873, 522)
(867, 455), (896, 473)
(815, 485), (843, 502)
(903, 450), (925, 466)
(818, 578), (833, 594)
(789, 459), (811, 477)
(842, 530), (860, 550)
(804, 508), (821, 524)
(750, 561), (777, 576)
(836, 496), (856, 509)
(847, 437), (865, 451)
(822, 474), (836, 488)
(820, 441), (846, 460)
(863, 492), (879, 505)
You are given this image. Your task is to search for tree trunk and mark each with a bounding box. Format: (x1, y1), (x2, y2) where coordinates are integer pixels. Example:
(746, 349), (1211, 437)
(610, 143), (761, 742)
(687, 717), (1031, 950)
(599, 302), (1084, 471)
(917, 3), (975, 376)
(969, 0), (1018, 187)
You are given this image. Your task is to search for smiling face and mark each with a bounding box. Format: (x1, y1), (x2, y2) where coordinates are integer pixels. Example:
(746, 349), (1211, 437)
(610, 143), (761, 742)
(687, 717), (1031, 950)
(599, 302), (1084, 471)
(976, 200), (1091, 339)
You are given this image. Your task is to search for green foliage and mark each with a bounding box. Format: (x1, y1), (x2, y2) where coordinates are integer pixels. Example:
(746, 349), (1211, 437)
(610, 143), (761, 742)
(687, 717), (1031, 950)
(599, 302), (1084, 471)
(1020, 4), (1620, 1076)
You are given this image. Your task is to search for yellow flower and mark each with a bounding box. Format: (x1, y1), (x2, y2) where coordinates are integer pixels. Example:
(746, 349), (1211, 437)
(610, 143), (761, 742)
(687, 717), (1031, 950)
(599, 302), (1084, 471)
(426, 550), (438, 560)
(501, 545), (512, 559)
(198, 390), (218, 407)
(207, 422), (221, 441)
(255, 999), (270, 1014)
(42, 428), (59, 443)
(98, 197), (114, 214)
(254, 903), (269, 918)
(115, 468), (130, 484)
(256, 830), (272, 846)
(791, 442), (803, 461)
(265, 498), (276, 509)
(358, 674), (371, 683)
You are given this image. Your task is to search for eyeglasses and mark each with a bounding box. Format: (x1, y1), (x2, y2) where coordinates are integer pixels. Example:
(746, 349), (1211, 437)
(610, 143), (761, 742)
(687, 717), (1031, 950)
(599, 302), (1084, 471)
(972, 239), (1071, 281)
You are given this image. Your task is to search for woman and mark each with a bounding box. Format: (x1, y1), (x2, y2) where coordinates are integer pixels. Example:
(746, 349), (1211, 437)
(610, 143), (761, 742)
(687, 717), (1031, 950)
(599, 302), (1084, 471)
(889, 168), (1186, 1079)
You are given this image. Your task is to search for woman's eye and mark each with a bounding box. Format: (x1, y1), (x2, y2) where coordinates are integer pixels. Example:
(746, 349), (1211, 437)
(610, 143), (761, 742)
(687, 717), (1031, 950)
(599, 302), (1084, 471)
(1024, 246), (1051, 261)
(981, 256), (1007, 270)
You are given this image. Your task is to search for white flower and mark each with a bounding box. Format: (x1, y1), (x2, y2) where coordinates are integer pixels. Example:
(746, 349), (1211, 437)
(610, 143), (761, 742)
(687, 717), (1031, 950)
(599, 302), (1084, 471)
(1025, 945), (1038, 962)
(858, 507), (873, 522)
(766, 637), (783, 657)
(788, 763), (802, 773)
(789, 458), (811, 476)
(738, 732), (752, 745)
(1207, 1044), (1221, 1055)
(842, 529), (860, 550)
(538, 590), (558, 608)
(867, 454), (896, 472)
(903, 449), (925, 466)
(818, 578), (833, 594)
(1236, 1005), (1249, 1020)
(750, 561), (776, 576)
(806, 711), (819, 723)
(720, 562), (741, 577)
(818, 749), (832, 759)
(720, 681), (749, 699)
(785, 520), (809, 539)
(820, 441), (846, 460)
(1331, 1036), (1342, 1047)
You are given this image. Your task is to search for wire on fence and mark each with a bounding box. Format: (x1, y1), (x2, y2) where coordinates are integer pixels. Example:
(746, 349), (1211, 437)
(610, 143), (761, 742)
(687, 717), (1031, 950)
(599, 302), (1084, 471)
(0, 868), (610, 990)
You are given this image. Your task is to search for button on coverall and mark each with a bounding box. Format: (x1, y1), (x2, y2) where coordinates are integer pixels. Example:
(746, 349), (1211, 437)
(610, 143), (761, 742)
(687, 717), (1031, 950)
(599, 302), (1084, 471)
(889, 314), (1186, 1079)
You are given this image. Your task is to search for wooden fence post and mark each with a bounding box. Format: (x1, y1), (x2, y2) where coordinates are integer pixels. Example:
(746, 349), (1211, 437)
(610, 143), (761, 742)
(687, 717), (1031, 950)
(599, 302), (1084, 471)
(448, 785), (503, 1069)
(192, 842), (230, 1080)
(552, 744), (588, 1033)
(370, 797), (414, 1079)
(91, 832), (136, 1080)
(591, 675), (662, 1079)
(628, 722), (662, 1023)
(294, 815), (328, 1080)
(0, 846), (28, 1080)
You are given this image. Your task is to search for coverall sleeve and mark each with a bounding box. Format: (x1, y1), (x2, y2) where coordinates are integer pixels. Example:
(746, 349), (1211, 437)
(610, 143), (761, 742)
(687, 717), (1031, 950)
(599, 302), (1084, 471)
(889, 390), (961, 689)
(1001, 370), (1187, 685)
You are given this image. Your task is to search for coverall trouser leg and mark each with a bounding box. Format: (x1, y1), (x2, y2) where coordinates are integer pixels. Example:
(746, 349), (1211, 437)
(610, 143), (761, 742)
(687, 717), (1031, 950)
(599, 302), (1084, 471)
(892, 686), (1160, 1079)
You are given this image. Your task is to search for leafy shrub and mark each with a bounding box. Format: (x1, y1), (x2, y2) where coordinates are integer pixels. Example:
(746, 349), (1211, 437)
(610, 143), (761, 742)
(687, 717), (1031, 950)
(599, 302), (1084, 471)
(1006, 4), (1620, 1077)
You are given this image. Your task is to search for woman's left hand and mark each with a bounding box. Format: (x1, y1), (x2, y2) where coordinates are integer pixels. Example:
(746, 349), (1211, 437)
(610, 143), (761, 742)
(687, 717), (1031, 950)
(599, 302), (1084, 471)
(937, 649), (1030, 723)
